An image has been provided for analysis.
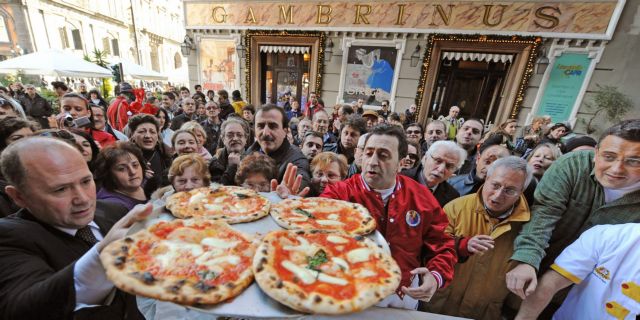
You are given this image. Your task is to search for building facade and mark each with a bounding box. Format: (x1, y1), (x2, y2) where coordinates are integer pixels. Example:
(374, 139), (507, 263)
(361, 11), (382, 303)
(183, 0), (639, 134)
(0, 0), (188, 86)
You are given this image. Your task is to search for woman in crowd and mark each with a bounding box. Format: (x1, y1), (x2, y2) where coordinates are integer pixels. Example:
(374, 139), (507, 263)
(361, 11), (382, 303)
(0, 117), (37, 217)
(171, 129), (199, 157)
(521, 117), (545, 148)
(128, 114), (171, 195)
(483, 119), (517, 152)
(0, 95), (27, 120)
(195, 101), (207, 122)
(540, 122), (570, 148)
(0, 117), (36, 153)
(309, 152), (348, 196)
(180, 121), (213, 162)
(93, 142), (148, 210)
(154, 108), (174, 147)
(235, 152), (277, 192)
(527, 142), (563, 180)
(88, 89), (108, 109)
(400, 141), (421, 171)
(151, 154), (211, 200)
(405, 123), (427, 153)
(69, 128), (100, 171)
(52, 92), (115, 147)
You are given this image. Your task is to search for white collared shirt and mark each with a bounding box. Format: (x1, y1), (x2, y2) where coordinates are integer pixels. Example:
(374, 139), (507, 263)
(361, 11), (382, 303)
(57, 222), (114, 310)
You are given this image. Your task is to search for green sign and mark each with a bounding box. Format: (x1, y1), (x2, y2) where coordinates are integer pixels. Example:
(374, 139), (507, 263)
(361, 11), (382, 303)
(536, 53), (592, 123)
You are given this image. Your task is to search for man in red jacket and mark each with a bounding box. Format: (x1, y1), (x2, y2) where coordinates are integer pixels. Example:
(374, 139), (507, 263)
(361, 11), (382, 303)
(107, 82), (135, 131)
(275, 124), (456, 310)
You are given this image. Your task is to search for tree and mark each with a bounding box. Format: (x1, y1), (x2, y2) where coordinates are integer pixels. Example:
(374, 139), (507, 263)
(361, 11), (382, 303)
(584, 85), (633, 134)
(84, 49), (112, 98)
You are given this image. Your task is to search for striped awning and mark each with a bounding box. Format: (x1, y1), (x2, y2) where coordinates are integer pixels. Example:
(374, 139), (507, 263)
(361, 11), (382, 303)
(259, 46), (310, 54)
(442, 51), (514, 63)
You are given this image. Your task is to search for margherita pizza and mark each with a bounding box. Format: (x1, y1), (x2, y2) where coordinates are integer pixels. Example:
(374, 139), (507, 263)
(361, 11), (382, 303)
(100, 219), (257, 306)
(252, 230), (401, 314)
(270, 197), (376, 235)
(166, 186), (270, 223)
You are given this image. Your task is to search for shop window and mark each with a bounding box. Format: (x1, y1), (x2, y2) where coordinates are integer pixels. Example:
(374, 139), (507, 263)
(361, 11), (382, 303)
(102, 37), (111, 54)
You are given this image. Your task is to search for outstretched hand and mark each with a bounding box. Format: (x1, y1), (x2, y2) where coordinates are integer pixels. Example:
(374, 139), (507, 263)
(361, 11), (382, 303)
(270, 163), (310, 199)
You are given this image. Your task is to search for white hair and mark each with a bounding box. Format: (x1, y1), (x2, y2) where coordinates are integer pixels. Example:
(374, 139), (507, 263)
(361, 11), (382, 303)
(357, 133), (370, 148)
(486, 156), (534, 189)
(425, 140), (467, 169)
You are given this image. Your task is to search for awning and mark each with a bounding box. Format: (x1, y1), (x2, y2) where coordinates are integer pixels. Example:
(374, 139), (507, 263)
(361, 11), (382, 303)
(442, 51), (514, 63)
(259, 46), (310, 54)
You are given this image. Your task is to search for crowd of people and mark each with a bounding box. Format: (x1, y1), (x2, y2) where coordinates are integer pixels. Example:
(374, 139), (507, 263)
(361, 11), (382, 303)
(0, 80), (637, 320)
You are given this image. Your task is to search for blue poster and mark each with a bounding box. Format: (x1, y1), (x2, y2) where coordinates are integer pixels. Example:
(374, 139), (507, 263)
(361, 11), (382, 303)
(536, 53), (592, 123)
(342, 45), (398, 107)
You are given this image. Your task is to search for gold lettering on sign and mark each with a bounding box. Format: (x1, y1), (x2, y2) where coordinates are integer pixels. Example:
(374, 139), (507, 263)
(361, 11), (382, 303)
(534, 6), (561, 29)
(429, 4), (455, 26)
(212, 6), (228, 23)
(245, 7), (257, 24)
(279, 5), (294, 24)
(483, 4), (508, 27)
(354, 4), (372, 24)
(395, 4), (407, 25)
(316, 5), (333, 24)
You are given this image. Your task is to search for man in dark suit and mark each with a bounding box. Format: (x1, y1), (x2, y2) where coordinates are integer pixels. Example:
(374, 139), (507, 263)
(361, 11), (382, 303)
(0, 137), (151, 320)
(401, 140), (467, 207)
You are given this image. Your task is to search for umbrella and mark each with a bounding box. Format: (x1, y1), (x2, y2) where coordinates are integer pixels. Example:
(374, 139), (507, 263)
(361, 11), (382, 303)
(110, 58), (168, 81)
(0, 49), (113, 78)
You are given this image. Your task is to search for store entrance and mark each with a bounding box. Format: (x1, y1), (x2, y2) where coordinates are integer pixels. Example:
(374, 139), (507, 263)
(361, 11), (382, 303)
(430, 57), (510, 125)
(259, 50), (311, 108)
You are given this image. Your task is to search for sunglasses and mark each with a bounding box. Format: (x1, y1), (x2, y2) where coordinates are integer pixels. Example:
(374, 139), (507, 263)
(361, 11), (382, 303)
(406, 153), (419, 161)
(406, 130), (422, 135)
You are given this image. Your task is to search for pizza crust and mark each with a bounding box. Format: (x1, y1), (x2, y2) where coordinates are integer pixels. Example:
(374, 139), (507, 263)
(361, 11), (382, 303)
(270, 198), (376, 235)
(252, 230), (401, 314)
(100, 219), (257, 306)
(166, 186), (270, 224)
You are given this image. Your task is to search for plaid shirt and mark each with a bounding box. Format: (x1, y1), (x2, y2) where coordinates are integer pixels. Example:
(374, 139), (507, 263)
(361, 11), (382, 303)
(511, 150), (640, 271)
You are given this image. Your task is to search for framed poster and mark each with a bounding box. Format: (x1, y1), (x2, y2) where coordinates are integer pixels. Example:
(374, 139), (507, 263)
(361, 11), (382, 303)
(337, 38), (405, 110)
(535, 53), (593, 123)
(198, 36), (241, 92)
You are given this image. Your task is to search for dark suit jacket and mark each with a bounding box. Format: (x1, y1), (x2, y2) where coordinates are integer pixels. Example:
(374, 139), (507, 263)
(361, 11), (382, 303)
(401, 164), (460, 207)
(0, 201), (144, 320)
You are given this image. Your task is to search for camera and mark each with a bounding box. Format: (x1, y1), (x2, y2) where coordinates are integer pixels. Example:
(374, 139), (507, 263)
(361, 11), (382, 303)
(62, 113), (91, 128)
(63, 113), (74, 127)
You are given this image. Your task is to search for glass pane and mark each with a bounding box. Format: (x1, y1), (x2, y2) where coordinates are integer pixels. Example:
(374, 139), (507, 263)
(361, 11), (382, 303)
(276, 71), (297, 107)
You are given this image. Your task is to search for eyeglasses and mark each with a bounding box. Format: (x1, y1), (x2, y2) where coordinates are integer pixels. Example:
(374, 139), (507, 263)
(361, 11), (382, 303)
(486, 182), (520, 197)
(406, 153), (419, 161)
(206, 106), (220, 110)
(429, 154), (458, 172)
(406, 130), (422, 135)
(598, 152), (640, 168)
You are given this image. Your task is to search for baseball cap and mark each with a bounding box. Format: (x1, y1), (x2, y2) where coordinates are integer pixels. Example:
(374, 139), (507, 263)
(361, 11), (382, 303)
(362, 110), (378, 118)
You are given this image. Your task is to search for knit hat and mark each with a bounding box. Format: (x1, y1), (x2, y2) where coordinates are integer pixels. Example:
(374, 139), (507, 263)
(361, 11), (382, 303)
(564, 135), (597, 152)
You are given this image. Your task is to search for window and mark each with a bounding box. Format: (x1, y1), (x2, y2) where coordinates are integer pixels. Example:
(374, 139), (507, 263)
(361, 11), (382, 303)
(111, 39), (120, 56)
(174, 52), (181, 69)
(59, 27), (69, 48)
(102, 37), (111, 54)
(0, 16), (9, 43)
(71, 29), (82, 50)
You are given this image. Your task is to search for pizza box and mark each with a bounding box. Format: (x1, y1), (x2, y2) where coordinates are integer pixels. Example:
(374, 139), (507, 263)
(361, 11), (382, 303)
(130, 192), (392, 319)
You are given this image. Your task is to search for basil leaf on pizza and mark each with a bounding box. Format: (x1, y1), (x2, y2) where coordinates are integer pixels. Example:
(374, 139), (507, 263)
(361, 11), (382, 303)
(252, 230), (401, 314)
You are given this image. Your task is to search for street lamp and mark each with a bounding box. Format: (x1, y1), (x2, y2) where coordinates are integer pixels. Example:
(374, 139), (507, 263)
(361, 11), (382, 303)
(236, 40), (245, 61)
(536, 46), (550, 75)
(324, 39), (333, 62)
(410, 44), (422, 67)
(181, 35), (195, 56)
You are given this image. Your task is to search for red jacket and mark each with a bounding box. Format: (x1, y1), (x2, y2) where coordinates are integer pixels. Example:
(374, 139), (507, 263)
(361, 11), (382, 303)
(320, 174), (456, 289)
(130, 88), (158, 115)
(107, 96), (132, 131)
